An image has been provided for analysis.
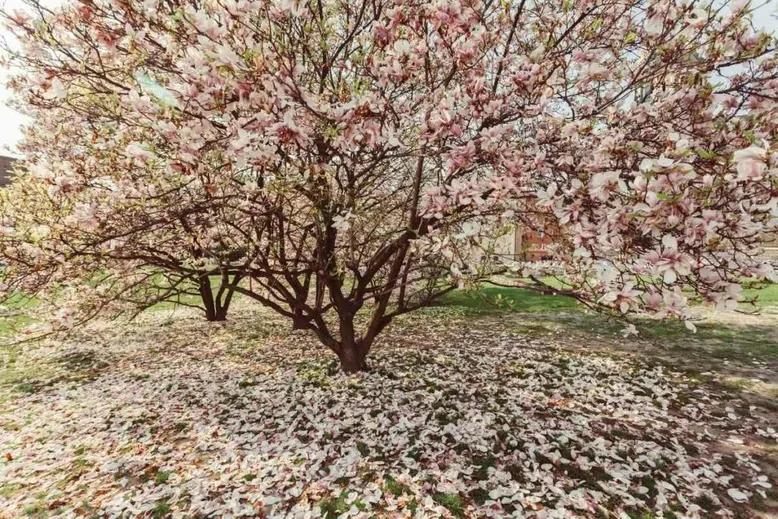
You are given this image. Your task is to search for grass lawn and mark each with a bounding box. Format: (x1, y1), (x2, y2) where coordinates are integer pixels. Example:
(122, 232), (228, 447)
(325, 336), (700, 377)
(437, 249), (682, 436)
(743, 282), (778, 307)
(439, 283), (581, 313)
(0, 293), (38, 338)
(0, 284), (776, 517)
(438, 283), (778, 365)
(441, 281), (778, 314)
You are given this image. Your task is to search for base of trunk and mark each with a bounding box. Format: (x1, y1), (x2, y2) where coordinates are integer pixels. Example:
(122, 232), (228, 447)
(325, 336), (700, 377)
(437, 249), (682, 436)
(340, 360), (368, 373)
(338, 347), (369, 373)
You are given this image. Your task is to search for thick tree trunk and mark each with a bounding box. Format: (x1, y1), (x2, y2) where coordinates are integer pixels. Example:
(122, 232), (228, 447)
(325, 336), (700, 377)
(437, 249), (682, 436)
(198, 274), (235, 322)
(334, 309), (370, 372)
(292, 308), (306, 330)
(199, 277), (228, 322)
(337, 340), (369, 373)
(203, 301), (228, 321)
(208, 307), (228, 322)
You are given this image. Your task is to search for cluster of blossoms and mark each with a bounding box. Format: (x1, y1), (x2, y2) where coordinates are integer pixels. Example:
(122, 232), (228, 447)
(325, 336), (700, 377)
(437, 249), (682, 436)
(0, 0), (775, 367)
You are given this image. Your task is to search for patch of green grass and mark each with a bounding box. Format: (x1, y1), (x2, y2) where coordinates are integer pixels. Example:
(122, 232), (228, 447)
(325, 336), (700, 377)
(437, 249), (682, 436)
(0, 292), (38, 339)
(317, 491), (366, 518)
(0, 483), (23, 499)
(73, 457), (92, 468)
(1, 292), (39, 309)
(14, 382), (38, 394)
(296, 358), (339, 386)
(441, 281), (778, 316)
(511, 323), (553, 337)
(507, 307), (778, 362)
(440, 284), (580, 314)
(356, 441), (370, 457)
(318, 497), (342, 517)
(22, 502), (46, 518)
(625, 511), (659, 519)
(742, 282), (778, 307)
(0, 345), (55, 403)
(433, 492), (465, 517)
(0, 314), (34, 339)
(644, 321), (778, 361)
(384, 476), (411, 497)
(151, 500), (172, 518)
(155, 470), (172, 485)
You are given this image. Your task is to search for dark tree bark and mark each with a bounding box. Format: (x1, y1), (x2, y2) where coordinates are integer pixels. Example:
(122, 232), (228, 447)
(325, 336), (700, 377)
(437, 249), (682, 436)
(210, 306), (228, 322)
(198, 274), (234, 322)
(337, 339), (369, 373)
(292, 308), (307, 330)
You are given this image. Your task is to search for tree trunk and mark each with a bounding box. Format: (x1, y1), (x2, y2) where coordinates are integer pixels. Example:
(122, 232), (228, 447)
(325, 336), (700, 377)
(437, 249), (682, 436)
(209, 307), (228, 322)
(203, 302), (228, 321)
(292, 308), (306, 330)
(198, 274), (234, 322)
(202, 292), (217, 321)
(199, 276), (228, 321)
(337, 340), (369, 373)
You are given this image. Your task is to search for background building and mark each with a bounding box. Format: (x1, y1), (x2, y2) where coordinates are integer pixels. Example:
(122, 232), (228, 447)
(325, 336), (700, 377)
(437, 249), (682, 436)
(0, 155), (16, 186)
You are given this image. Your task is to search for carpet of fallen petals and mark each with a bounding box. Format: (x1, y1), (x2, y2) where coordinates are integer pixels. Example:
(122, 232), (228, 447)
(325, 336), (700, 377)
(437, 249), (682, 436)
(1, 305), (776, 518)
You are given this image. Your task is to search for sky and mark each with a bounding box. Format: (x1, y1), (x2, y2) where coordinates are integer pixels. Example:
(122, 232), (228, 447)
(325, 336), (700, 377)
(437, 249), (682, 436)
(0, 1), (775, 156)
(0, 0), (28, 155)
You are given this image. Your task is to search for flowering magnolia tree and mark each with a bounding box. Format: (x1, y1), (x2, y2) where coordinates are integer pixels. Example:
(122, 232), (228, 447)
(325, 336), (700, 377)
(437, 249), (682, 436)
(0, 0), (776, 371)
(0, 172), (246, 323)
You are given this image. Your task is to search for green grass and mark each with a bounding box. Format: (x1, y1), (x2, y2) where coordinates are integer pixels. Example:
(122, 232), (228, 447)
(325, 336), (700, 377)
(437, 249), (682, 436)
(0, 293), (38, 339)
(442, 281), (778, 316)
(0, 314), (33, 338)
(439, 283), (580, 313)
(0, 290), (39, 309)
(384, 476), (411, 497)
(742, 281), (778, 308)
(151, 500), (171, 519)
(0, 345), (50, 403)
(432, 492), (465, 517)
(317, 490), (366, 518)
(499, 305), (778, 357)
(439, 283), (778, 366)
(154, 470), (172, 485)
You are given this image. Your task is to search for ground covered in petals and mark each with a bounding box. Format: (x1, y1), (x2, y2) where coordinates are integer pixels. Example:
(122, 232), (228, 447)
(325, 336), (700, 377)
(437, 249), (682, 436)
(1, 304), (777, 518)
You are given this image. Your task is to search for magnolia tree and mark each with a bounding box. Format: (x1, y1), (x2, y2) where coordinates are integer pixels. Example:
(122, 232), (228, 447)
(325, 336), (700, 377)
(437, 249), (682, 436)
(1, 0), (776, 371)
(0, 118), (248, 324)
(0, 172), (246, 324)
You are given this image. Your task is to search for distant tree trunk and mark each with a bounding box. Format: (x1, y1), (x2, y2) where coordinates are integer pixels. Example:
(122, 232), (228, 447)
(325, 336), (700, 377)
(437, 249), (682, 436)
(198, 275), (228, 322)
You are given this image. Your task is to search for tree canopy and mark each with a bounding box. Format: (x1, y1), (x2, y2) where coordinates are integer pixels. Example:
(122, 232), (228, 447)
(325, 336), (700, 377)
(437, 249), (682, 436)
(0, 0), (776, 370)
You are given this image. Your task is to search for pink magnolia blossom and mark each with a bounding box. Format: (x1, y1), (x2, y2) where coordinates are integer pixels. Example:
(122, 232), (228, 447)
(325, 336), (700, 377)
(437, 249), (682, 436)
(0, 0), (775, 369)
